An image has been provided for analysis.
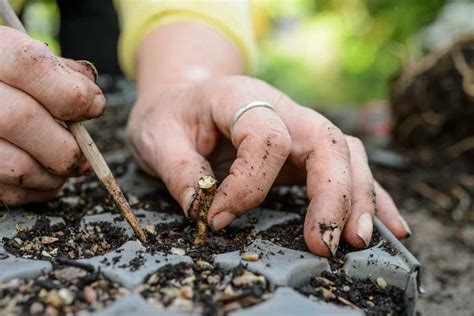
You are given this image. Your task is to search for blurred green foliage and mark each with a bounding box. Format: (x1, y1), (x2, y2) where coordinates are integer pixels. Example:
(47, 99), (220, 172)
(254, 0), (447, 107)
(23, 1), (60, 55)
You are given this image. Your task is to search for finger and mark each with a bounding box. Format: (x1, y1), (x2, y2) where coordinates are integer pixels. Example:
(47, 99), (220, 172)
(0, 82), (88, 176)
(0, 139), (65, 190)
(126, 116), (216, 216)
(0, 26), (105, 120)
(60, 58), (98, 83)
(286, 107), (352, 257)
(207, 102), (292, 231)
(342, 136), (375, 248)
(374, 181), (411, 239)
(0, 183), (59, 206)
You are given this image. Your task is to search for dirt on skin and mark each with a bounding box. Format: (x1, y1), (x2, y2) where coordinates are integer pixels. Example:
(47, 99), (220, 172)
(138, 262), (272, 316)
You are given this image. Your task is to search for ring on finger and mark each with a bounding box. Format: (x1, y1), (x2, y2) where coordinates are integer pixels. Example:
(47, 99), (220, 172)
(231, 101), (276, 132)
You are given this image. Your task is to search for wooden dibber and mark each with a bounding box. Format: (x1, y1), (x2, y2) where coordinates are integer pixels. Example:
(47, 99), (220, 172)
(0, 0), (147, 244)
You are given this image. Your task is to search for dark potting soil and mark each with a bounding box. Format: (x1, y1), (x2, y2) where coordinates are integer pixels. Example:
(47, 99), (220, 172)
(298, 271), (406, 316)
(139, 262), (271, 316)
(259, 217), (405, 314)
(3, 216), (129, 260)
(145, 220), (255, 263)
(0, 264), (127, 315)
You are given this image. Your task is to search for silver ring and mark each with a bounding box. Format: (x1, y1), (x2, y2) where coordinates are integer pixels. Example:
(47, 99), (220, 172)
(231, 101), (275, 131)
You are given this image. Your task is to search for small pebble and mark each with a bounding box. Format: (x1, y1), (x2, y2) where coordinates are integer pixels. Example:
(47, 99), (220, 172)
(145, 224), (156, 234)
(170, 247), (186, 256)
(16, 224), (29, 232)
(41, 236), (59, 245)
(242, 252), (260, 262)
(232, 271), (265, 287)
(196, 259), (213, 270)
(321, 287), (336, 301)
(376, 277), (388, 289)
(84, 286), (97, 304)
(41, 250), (52, 258)
(147, 273), (160, 285)
(58, 288), (74, 305)
(315, 276), (335, 287)
(30, 302), (44, 314)
(45, 290), (62, 307)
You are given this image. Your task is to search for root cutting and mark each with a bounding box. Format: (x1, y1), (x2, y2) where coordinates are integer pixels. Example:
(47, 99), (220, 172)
(193, 176), (217, 245)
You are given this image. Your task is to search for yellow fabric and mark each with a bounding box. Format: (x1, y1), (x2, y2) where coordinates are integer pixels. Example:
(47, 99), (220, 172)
(115, 0), (256, 80)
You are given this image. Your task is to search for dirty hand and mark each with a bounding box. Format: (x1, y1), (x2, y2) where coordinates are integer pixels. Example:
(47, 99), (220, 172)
(127, 22), (411, 256)
(128, 75), (411, 256)
(0, 27), (105, 205)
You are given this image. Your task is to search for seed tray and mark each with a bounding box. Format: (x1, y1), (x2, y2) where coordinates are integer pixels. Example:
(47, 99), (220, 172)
(0, 156), (421, 316)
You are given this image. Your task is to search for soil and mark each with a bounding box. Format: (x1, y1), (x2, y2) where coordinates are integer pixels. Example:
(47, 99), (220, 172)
(0, 263), (127, 315)
(138, 262), (271, 316)
(3, 216), (129, 260)
(3, 95), (472, 315)
(299, 271), (405, 316)
(259, 217), (405, 314)
(145, 220), (254, 263)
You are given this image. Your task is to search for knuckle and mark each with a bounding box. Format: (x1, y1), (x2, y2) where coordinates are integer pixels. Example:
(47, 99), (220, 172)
(318, 121), (348, 154)
(260, 128), (292, 158)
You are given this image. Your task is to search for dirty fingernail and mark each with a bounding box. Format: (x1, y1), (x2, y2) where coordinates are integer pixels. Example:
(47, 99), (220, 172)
(322, 226), (341, 256)
(399, 216), (412, 238)
(356, 213), (373, 247)
(76, 60), (99, 82)
(211, 211), (236, 231)
(182, 187), (197, 218)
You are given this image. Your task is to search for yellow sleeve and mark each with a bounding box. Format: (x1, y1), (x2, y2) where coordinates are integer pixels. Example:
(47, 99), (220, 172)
(115, 0), (257, 80)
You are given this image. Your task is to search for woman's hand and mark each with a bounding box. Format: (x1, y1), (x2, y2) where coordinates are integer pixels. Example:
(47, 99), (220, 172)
(127, 76), (411, 257)
(0, 26), (105, 205)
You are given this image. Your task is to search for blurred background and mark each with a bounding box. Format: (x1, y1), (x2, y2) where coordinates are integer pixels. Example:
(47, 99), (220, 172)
(19, 0), (474, 108)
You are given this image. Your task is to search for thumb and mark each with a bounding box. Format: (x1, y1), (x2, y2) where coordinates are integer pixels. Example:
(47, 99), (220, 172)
(127, 119), (215, 217)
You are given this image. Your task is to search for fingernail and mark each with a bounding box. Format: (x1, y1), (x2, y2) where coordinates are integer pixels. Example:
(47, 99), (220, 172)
(356, 213), (373, 247)
(211, 211), (236, 231)
(399, 216), (412, 238)
(76, 60), (98, 82)
(322, 226), (341, 256)
(182, 187), (197, 217)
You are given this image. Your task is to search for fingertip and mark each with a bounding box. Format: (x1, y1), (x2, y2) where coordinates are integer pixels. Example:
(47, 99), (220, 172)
(75, 60), (99, 82)
(85, 93), (106, 118)
(304, 223), (338, 257)
(210, 211), (236, 231)
(345, 213), (373, 248)
(393, 215), (412, 240)
(181, 186), (197, 217)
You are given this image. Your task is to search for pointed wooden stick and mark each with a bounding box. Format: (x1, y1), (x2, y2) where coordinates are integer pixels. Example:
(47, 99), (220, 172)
(0, 0), (147, 244)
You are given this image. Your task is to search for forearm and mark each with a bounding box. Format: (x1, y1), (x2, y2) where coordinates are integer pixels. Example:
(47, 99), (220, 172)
(136, 21), (245, 95)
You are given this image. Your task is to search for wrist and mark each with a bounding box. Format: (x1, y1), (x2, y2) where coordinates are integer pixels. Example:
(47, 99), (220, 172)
(135, 21), (245, 96)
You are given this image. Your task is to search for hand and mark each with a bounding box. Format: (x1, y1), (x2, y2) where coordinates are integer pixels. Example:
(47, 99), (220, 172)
(0, 27), (105, 205)
(126, 75), (411, 256)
